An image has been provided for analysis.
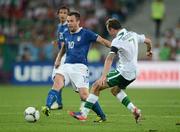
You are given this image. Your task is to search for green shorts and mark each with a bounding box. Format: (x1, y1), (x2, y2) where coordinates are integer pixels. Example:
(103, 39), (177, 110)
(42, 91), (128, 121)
(106, 70), (135, 89)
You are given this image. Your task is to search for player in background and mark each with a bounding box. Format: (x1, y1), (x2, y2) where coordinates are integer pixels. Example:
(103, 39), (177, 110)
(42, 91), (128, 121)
(69, 18), (153, 123)
(42, 11), (111, 122)
(50, 6), (69, 110)
(55, 6), (69, 50)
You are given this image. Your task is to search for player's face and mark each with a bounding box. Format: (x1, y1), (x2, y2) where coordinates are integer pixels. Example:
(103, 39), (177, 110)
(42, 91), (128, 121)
(107, 27), (115, 37)
(67, 15), (80, 32)
(58, 9), (69, 23)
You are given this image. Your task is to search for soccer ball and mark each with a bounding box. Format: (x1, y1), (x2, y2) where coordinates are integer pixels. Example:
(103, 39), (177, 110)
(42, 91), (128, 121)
(24, 107), (40, 122)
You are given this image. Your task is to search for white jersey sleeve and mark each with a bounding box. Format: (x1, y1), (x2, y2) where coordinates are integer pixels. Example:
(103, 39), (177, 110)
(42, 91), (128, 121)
(111, 38), (122, 49)
(136, 33), (145, 44)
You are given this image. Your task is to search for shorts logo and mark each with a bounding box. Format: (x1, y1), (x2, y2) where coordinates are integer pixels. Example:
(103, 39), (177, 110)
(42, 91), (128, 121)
(83, 76), (89, 83)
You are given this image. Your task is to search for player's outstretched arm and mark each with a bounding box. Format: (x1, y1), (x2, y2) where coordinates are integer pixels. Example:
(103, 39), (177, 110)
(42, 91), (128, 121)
(54, 43), (66, 68)
(96, 36), (111, 48)
(98, 52), (116, 86)
(144, 38), (153, 58)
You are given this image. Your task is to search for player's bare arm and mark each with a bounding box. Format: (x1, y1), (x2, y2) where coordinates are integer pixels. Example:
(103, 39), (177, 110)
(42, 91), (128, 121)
(98, 51), (116, 86)
(144, 38), (153, 58)
(96, 36), (111, 48)
(54, 43), (66, 68)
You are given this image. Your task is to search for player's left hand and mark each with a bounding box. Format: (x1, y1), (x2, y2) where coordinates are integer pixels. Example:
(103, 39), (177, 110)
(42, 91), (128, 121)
(97, 76), (107, 87)
(52, 40), (58, 45)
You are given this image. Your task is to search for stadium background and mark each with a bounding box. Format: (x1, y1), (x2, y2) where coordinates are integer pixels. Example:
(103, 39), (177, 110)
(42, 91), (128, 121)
(0, 0), (179, 87)
(0, 0), (180, 132)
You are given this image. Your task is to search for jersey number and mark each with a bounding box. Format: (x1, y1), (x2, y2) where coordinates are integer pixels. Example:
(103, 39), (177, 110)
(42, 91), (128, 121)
(128, 38), (135, 45)
(68, 41), (74, 49)
(59, 33), (63, 39)
(118, 32), (124, 40)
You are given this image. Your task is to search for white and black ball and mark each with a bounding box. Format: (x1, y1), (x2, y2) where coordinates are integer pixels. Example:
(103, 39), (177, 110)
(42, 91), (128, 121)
(24, 107), (40, 122)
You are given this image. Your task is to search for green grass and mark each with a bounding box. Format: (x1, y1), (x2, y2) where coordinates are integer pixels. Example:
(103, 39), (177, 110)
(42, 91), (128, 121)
(0, 85), (180, 132)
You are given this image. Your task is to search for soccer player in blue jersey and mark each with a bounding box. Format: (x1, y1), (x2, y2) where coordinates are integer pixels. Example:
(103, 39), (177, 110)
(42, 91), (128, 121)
(55, 6), (69, 50)
(42, 11), (111, 122)
(51, 6), (69, 51)
(50, 6), (69, 110)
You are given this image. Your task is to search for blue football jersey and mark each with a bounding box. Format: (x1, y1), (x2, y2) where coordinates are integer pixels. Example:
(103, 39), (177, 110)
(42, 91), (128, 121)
(56, 22), (68, 49)
(63, 27), (98, 65)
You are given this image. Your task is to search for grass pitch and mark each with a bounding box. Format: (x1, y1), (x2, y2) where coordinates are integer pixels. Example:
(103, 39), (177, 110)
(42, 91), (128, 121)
(0, 85), (179, 132)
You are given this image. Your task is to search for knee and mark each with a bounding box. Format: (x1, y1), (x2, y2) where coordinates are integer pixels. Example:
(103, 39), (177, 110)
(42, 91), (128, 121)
(111, 87), (121, 96)
(80, 91), (89, 101)
(91, 81), (101, 93)
(53, 75), (64, 90)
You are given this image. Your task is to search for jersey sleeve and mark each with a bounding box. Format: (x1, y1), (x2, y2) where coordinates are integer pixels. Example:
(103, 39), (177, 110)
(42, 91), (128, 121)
(86, 29), (98, 42)
(110, 46), (118, 54)
(56, 25), (59, 40)
(61, 32), (65, 42)
(111, 38), (121, 49)
(136, 33), (145, 43)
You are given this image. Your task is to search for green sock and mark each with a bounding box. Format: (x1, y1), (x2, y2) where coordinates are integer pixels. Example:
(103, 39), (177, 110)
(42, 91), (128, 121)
(84, 101), (94, 109)
(121, 96), (131, 107)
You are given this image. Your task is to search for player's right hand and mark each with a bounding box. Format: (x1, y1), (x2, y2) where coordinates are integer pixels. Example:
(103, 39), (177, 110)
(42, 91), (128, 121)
(146, 51), (153, 58)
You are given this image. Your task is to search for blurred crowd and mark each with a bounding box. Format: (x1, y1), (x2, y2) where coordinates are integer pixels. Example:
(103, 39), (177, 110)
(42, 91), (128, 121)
(153, 19), (180, 61)
(0, 0), (179, 77)
(0, 0), (144, 63)
(150, 0), (180, 61)
(0, 0), (180, 84)
(0, 0), (146, 82)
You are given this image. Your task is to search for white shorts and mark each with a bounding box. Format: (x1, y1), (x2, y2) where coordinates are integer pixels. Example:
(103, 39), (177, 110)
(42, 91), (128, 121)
(52, 63), (89, 90)
(60, 54), (66, 65)
(52, 54), (66, 82)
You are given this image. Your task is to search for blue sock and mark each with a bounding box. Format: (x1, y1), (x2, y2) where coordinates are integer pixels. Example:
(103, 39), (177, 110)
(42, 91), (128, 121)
(92, 101), (106, 119)
(46, 89), (62, 108)
(59, 89), (62, 105)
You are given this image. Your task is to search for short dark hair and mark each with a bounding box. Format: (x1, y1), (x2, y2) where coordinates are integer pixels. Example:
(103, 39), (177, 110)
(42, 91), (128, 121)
(57, 5), (70, 14)
(106, 18), (122, 30)
(68, 11), (80, 20)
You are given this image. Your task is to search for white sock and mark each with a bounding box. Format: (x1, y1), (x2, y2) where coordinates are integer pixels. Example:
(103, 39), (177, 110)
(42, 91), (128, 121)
(81, 107), (90, 117)
(116, 90), (127, 102)
(79, 101), (85, 111)
(116, 90), (135, 112)
(86, 94), (99, 103)
(81, 94), (99, 117)
(127, 102), (135, 112)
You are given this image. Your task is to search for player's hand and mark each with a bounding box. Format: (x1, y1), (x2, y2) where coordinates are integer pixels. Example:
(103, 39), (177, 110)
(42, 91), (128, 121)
(52, 40), (58, 45)
(97, 75), (107, 87)
(146, 51), (153, 58)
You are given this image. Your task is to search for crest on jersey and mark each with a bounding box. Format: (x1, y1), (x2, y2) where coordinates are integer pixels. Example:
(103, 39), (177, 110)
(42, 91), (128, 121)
(77, 36), (81, 41)
(64, 28), (68, 32)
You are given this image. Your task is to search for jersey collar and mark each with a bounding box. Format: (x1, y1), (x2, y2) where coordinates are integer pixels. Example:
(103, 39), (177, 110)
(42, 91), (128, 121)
(71, 27), (82, 34)
(116, 28), (127, 37)
(59, 21), (67, 26)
